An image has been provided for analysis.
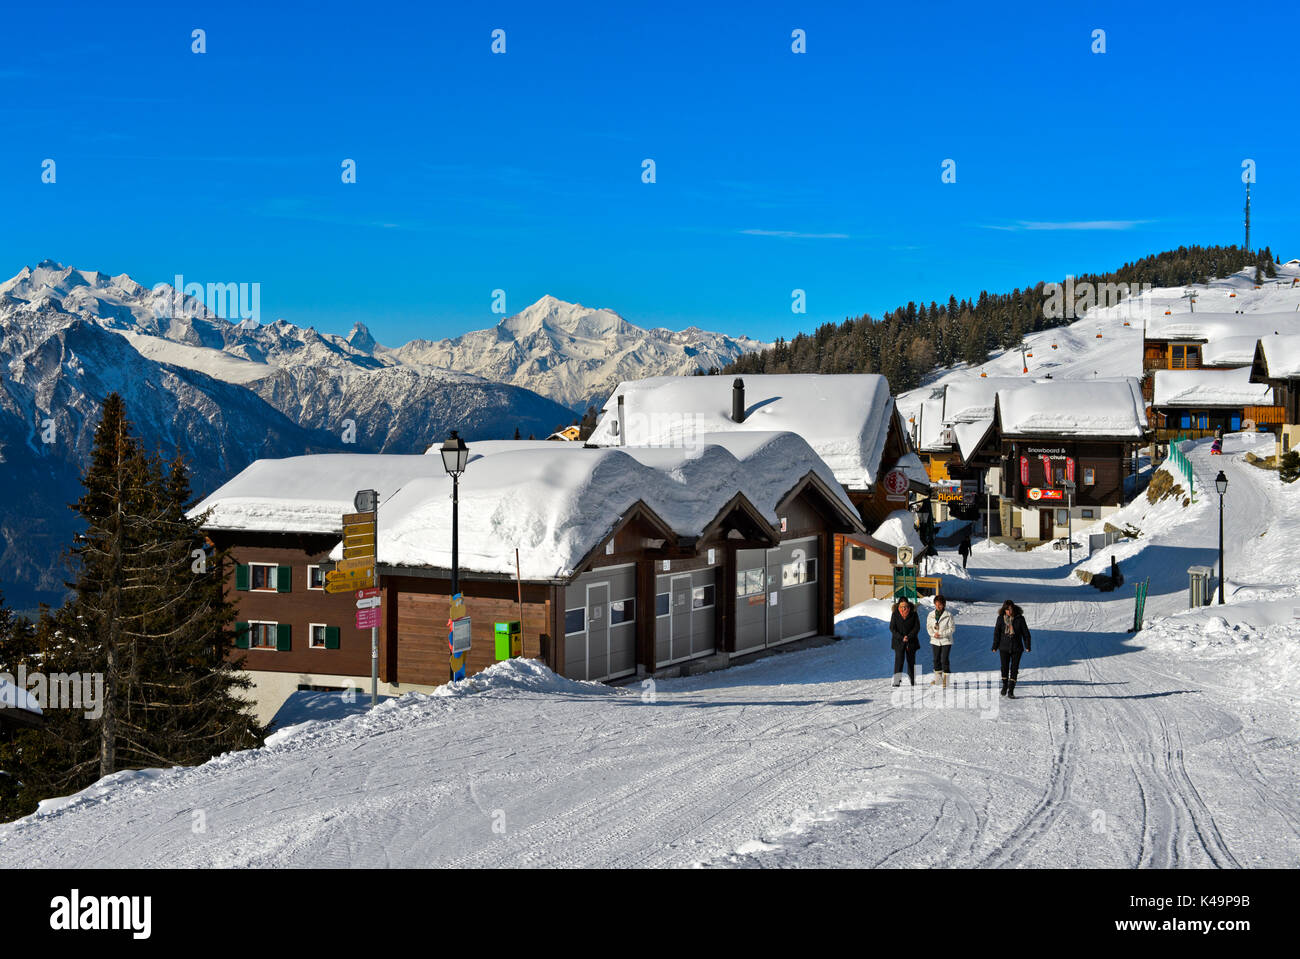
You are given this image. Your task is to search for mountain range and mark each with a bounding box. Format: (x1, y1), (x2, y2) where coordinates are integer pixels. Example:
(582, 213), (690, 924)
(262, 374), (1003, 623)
(0, 261), (763, 608)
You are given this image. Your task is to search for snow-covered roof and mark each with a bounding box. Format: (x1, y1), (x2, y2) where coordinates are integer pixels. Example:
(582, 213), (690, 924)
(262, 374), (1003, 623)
(918, 376), (1025, 458)
(893, 452), (930, 486)
(996, 378), (1148, 438)
(340, 433), (860, 580)
(872, 510), (923, 554)
(195, 435), (861, 581)
(1152, 367), (1273, 408)
(588, 374), (900, 489)
(191, 454), (454, 534)
(1201, 334), (1269, 368)
(1254, 334), (1300, 379)
(1144, 312), (1300, 344)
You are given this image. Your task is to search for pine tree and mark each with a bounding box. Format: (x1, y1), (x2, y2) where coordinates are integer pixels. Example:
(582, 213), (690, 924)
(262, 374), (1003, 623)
(69, 395), (262, 777)
(1280, 450), (1300, 484)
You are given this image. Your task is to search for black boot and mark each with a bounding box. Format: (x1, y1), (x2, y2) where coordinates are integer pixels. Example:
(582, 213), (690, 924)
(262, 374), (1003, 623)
(1000, 677), (1008, 696)
(1007, 678), (1017, 699)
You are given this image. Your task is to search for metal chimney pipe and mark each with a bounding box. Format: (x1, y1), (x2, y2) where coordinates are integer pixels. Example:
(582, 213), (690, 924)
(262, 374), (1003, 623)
(732, 378), (745, 423)
(617, 394), (626, 446)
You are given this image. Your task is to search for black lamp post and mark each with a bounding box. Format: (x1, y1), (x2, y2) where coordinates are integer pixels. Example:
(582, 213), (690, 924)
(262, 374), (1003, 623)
(440, 430), (470, 594)
(1215, 470), (1228, 604)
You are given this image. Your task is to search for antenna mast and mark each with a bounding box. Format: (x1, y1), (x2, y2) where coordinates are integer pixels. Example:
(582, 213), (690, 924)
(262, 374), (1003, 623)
(1244, 180), (1252, 252)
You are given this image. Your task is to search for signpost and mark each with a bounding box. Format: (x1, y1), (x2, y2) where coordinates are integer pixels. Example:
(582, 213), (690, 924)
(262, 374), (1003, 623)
(341, 491), (379, 705)
(1063, 479), (1077, 564)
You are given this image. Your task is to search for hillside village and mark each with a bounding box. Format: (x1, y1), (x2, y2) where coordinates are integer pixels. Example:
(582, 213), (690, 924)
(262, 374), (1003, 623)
(112, 260), (1297, 728)
(3, 258), (1300, 870)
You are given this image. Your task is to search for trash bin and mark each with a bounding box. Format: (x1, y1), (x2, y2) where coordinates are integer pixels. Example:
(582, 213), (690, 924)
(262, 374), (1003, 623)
(1188, 566), (1213, 608)
(494, 620), (521, 660)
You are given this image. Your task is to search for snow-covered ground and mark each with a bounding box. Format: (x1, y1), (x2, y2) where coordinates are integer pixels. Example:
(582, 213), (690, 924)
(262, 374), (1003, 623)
(2, 439), (1296, 868)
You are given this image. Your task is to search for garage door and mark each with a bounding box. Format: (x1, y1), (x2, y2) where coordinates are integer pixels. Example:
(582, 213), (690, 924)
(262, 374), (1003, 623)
(563, 565), (637, 682)
(734, 537), (820, 654)
(654, 566), (719, 667)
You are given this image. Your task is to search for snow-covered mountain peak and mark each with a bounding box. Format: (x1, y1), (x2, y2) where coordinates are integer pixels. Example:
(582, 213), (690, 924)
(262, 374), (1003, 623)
(497, 295), (632, 341)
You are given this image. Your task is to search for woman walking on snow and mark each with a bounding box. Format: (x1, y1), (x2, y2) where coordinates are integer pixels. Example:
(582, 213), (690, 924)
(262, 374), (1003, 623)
(992, 599), (1031, 698)
(927, 594), (956, 687)
(890, 597), (921, 687)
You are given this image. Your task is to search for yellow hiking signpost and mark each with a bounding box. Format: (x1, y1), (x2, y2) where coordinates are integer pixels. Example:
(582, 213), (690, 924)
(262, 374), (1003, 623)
(327, 509), (377, 593)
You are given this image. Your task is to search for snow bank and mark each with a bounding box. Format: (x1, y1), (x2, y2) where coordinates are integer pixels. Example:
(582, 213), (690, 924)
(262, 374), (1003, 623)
(833, 598), (894, 641)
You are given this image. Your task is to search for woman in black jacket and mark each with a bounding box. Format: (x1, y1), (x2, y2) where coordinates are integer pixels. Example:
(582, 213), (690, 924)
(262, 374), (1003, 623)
(992, 599), (1031, 698)
(890, 597), (921, 687)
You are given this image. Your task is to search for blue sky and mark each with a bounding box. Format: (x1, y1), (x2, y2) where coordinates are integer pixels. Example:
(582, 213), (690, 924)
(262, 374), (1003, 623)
(2, 0), (1295, 344)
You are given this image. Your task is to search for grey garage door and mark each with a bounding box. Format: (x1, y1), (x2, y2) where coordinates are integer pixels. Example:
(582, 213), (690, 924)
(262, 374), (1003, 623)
(563, 564), (637, 681)
(654, 566), (719, 667)
(734, 537), (820, 653)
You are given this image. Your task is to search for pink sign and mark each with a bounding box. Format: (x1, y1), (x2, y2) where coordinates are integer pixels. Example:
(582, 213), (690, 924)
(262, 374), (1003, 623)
(355, 607), (381, 630)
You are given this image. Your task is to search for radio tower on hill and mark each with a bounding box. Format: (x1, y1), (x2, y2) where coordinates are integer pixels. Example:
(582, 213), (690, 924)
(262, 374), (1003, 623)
(1244, 180), (1252, 252)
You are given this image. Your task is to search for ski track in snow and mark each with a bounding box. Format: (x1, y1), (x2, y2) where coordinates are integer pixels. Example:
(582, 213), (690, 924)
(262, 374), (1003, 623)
(2, 444), (1299, 868)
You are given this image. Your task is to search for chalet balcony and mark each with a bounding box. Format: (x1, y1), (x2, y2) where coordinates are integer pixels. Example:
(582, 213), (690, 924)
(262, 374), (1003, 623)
(1246, 405), (1286, 425)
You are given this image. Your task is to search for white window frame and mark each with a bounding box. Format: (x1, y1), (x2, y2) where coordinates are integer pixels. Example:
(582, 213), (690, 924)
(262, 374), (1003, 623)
(248, 620), (278, 649)
(306, 565), (325, 590)
(308, 622), (328, 649)
(249, 562), (278, 592)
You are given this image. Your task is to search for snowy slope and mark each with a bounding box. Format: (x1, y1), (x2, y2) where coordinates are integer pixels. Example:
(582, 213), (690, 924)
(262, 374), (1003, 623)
(897, 260), (1300, 427)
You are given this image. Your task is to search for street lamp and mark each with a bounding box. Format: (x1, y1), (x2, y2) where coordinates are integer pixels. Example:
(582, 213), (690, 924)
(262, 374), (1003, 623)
(440, 430), (470, 594)
(1215, 470), (1228, 604)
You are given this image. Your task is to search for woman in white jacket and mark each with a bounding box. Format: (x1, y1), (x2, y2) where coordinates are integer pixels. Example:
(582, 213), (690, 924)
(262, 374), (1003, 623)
(927, 595), (956, 687)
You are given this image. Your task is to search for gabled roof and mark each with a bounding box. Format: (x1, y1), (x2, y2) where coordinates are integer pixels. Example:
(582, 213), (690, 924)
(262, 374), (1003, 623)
(588, 373), (900, 490)
(995, 378), (1148, 439)
(1251, 334), (1300, 381)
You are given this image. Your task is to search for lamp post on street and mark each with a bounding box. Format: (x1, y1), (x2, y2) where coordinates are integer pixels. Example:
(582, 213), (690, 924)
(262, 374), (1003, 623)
(440, 431), (471, 595)
(1215, 470), (1228, 604)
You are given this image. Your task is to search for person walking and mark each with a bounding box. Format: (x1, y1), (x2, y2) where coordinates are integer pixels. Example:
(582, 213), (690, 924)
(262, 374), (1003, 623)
(992, 599), (1031, 698)
(927, 594), (955, 687)
(958, 534), (972, 569)
(890, 596), (921, 687)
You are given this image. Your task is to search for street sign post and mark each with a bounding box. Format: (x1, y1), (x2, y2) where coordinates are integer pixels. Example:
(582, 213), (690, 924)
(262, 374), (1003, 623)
(342, 495), (380, 705)
(324, 568), (374, 593)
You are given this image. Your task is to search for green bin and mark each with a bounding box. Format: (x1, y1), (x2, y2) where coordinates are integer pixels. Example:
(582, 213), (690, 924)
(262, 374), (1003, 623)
(494, 620), (521, 660)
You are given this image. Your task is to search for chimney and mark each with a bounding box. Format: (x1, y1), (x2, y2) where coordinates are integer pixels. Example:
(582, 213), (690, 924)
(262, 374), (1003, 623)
(616, 394), (626, 446)
(732, 378), (745, 423)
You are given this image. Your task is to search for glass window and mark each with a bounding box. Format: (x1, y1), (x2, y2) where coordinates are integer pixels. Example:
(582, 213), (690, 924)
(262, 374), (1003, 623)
(250, 564), (276, 591)
(309, 624), (327, 648)
(736, 568), (764, 597)
(610, 599), (635, 626)
(564, 608), (585, 635)
(782, 558), (817, 587)
(692, 584), (715, 609)
(307, 565), (324, 589)
(1081, 508), (1096, 519)
(1083, 467), (1096, 486)
(250, 622), (277, 648)
(1056, 509), (1068, 525)
(655, 592), (670, 616)
(851, 546), (866, 561)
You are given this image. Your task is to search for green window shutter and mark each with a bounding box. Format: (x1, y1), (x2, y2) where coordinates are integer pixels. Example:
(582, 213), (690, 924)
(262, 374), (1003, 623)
(276, 623), (292, 651)
(235, 564), (250, 591)
(276, 565), (292, 592)
(234, 622), (250, 649)
(325, 626), (340, 649)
